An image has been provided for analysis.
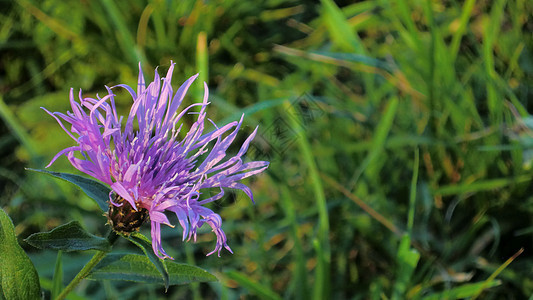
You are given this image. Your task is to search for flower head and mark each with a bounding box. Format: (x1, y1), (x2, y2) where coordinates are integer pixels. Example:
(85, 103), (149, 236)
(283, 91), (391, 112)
(43, 62), (269, 258)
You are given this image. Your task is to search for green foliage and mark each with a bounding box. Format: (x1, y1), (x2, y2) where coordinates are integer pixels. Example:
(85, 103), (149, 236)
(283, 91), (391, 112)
(126, 232), (170, 290)
(88, 254), (217, 286)
(25, 221), (112, 252)
(0, 208), (41, 299)
(27, 168), (111, 211)
(1, 0), (532, 298)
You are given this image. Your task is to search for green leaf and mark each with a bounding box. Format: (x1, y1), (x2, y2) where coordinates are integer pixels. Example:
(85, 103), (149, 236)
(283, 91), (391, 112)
(0, 208), (41, 299)
(26, 168), (110, 211)
(25, 221), (111, 252)
(88, 254), (217, 286)
(126, 232), (169, 290)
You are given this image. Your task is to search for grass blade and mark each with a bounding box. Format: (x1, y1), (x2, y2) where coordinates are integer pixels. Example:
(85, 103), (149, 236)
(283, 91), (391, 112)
(283, 99), (330, 299)
(422, 280), (501, 300)
(349, 97), (399, 188)
(408, 148), (419, 235)
(472, 248), (524, 299)
(98, 0), (144, 65)
(449, 0), (476, 62)
(225, 270), (281, 300)
(392, 235), (420, 300)
(51, 251), (63, 299)
(0, 96), (39, 161)
(280, 184), (308, 299)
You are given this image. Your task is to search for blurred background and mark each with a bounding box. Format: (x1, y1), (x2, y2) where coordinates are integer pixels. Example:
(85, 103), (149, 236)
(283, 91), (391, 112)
(1, 0), (533, 299)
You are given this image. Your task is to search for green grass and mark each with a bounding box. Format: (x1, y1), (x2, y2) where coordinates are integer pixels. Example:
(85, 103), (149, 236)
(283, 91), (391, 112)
(1, 0), (533, 298)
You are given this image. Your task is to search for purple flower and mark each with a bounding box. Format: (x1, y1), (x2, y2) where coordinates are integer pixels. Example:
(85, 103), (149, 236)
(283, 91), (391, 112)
(43, 62), (269, 259)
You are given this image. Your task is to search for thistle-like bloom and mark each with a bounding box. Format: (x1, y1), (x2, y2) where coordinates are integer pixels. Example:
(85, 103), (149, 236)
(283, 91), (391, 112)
(43, 62), (269, 259)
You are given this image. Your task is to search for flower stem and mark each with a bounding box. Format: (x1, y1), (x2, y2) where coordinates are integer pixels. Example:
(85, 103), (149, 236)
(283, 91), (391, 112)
(55, 231), (119, 300)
